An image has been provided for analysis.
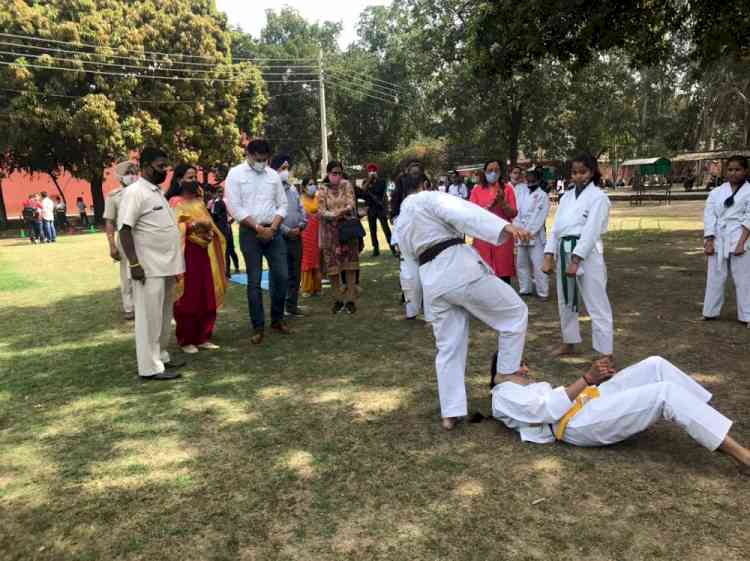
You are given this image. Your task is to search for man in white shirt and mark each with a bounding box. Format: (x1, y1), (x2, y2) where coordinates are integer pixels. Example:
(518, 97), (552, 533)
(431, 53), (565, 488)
(394, 175), (533, 430)
(225, 139), (290, 344)
(40, 191), (56, 242)
(118, 147), (185, 381)
(447, 171), (468, 200)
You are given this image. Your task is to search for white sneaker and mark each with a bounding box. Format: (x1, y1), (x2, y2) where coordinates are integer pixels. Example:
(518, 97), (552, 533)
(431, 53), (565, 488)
(197, 342), (220, 350)
(182, 344), (199, 354)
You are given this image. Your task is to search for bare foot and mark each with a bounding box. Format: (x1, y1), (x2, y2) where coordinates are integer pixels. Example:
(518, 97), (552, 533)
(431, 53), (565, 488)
(442, 417), (460, 431)
(554, 344), (579, 357)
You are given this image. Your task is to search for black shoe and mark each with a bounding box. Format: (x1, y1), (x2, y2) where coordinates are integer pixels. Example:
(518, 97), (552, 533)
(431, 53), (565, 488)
(164, 358), (186, 369)
(372, 248), (380, 257)
(344, 302), (356, 314)
(285, 308), (305, 318)
(140, 370), (181, 381)
(332, 301), (344, 314)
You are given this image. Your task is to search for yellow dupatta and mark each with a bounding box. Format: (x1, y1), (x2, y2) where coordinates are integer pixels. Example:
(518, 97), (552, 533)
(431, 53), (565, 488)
(172, 198), (228, 308)
(302, 192), (319, 215)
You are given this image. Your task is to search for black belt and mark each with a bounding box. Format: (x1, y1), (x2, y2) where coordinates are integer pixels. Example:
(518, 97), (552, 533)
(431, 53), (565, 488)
(418, 238), (464, 266)
(240, 223), (273, 230)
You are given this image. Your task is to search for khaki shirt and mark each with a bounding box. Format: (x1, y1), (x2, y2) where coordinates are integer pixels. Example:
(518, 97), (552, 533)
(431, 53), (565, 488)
(103, 187), (125, 222)
(117, 178), (184, 278)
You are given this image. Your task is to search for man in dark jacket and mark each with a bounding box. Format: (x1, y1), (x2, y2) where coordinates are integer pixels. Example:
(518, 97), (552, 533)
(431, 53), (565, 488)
(360, 163), (395, 256)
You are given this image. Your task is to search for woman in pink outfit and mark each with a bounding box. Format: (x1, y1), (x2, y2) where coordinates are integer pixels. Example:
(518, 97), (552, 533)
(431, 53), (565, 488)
(469, 160), (518, 283)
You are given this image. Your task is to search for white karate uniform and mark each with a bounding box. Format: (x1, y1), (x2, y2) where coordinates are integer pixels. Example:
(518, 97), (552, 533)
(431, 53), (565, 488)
(514, 184), (550, 298)
(390, 220), (422, 318)
(395, 191), (528, 418)
(544, 183), (613, 354)
(702, 181), (750, 322)
(492, 356), (732, 451)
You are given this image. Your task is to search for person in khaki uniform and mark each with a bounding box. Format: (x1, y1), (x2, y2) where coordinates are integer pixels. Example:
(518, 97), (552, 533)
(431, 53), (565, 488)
(118, 147), (186, 381)
(104, 160), (139, 320)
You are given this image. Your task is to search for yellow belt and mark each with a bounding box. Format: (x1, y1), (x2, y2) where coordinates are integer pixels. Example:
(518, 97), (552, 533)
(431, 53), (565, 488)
(554, 386), (600, 440)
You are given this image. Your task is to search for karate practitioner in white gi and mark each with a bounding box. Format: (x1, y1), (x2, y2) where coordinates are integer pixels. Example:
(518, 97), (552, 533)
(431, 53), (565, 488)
(514, 168), (550, 299)
(489, 354), (750, 474)
(394, 176), (533, 430)
(702, 155), (750, 324)
(390, 219), (422, 319)
(542, 154), (613, 358)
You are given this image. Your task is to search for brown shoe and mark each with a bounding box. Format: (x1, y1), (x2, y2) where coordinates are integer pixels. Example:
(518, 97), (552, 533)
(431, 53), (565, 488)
(271, 321), (291, 335)
(441, 417), (458, 431)
(251, 329), (264, 345)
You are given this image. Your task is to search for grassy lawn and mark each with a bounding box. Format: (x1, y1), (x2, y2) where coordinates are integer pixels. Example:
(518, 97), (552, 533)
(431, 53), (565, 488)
(1, 200), (748, 561)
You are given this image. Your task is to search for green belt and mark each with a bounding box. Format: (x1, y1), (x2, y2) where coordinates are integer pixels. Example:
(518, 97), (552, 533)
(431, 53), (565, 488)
(560, 236), (580, 312)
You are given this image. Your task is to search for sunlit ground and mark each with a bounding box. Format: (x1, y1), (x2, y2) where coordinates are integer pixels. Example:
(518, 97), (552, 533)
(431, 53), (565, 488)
(1, 201), (748, 561)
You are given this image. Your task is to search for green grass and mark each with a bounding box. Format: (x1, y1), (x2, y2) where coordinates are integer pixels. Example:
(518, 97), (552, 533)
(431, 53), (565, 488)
(1, 201), (748, 561)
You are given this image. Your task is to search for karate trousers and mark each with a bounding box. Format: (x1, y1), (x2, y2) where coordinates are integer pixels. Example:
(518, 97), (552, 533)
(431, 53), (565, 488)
(132, 276), (175, 377)
(556, 249), (614, 354)
(703, 252), (750, 323)
(118, 255), (134, 315)
(563, 356), (732, 451)
(517, 242), (548, 298)
(430, 272), (528, 418)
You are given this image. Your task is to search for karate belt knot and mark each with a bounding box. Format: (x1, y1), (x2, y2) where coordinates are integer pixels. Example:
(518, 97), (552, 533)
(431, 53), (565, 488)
(554, 386), (600, 440)
(559, 235), (580, 311)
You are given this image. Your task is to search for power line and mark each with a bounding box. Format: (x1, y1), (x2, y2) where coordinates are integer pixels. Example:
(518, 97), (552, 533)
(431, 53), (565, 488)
(324, 67), (400, 98)
(0, 32), (317, 64)
(0, 39), (320, 71)
(0, 59), (318, 84)
(0, 86), (309, 104)
(324, 76), (399, 105)
(0, 48), (319, 79)
(325, 62), (403, 91)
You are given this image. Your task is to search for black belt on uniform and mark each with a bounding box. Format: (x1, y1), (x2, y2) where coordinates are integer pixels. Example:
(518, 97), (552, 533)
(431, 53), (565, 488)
(418, 238), (464, 266)
(240, 223), (273, 230)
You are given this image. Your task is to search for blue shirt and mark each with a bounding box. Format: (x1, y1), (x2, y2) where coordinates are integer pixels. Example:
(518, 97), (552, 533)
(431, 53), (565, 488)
(280, 183), (307, 235)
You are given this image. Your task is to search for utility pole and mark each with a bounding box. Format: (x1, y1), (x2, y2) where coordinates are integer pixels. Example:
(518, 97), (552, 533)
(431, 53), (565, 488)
(318, 47), (329, 179)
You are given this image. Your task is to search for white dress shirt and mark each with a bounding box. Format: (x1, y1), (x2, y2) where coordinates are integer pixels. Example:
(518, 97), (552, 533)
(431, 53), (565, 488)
(447, 182), (468, 199)
(225, 162), (288, 225)
(41, 197), (55, 221)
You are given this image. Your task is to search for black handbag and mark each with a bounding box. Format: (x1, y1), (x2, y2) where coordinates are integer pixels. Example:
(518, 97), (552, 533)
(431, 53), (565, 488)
(337, 218), (366, 243)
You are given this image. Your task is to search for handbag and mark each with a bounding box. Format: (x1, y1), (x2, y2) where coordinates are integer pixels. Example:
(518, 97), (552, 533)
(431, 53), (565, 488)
(337, 217), (366, 243)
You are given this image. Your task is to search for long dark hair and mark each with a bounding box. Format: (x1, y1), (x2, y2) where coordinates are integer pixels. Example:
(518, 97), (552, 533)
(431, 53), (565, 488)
(570, 153), (602, 186)
(165, 163), (196, 200)
(478, 159), (504, 187)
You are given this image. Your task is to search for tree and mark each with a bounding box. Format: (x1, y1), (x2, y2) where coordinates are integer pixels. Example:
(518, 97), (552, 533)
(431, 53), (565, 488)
(0, 0), (265, 221)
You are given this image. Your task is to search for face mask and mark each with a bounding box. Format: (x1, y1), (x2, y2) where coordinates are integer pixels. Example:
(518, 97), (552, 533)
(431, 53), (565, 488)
(279, 170), (290, 183)
(485, 171), (498, 184)
(306, 185), (317, 196)
(329, 174), (342, 186)
(368, 172), (377, 178)
(121, 174), (137, 186)
(151, 168), (167, 185)
(248, 157), (266, 173)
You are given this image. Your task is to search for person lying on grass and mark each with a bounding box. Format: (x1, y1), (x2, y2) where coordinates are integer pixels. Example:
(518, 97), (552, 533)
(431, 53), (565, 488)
(489, 354), (750, 475)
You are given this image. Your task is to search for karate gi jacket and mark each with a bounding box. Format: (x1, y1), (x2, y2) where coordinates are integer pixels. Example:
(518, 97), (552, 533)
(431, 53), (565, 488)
(513, 184), (549, 246)
(704, 181), (750, 259)
(394, 191), (511, 321)
(544, 182), (610, 260)
(491, 381), (573, 444)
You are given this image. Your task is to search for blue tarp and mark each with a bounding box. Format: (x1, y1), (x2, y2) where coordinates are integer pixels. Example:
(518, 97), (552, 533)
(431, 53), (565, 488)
(229, 271), (269, 290)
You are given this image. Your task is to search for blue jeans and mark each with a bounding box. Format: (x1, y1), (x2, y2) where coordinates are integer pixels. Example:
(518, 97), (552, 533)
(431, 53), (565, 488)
(32, 220), (44, 242)
(239, 226), (288, 330)
(43, 220), (56, 242)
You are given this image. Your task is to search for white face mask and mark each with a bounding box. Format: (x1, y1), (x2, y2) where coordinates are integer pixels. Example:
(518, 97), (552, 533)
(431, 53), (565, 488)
(306, 184), (317, 196)
(248, 157), (266, 173)
(279, 170), (290, 183)
(122, 174), (138, 186)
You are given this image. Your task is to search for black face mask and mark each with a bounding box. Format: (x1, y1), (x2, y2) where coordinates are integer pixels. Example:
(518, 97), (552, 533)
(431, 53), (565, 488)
(151, 167), (168, 185)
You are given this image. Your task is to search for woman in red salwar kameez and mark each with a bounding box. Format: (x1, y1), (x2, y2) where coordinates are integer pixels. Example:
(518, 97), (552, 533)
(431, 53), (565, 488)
(469, 160), (518, 283)
(170, 182), (227, 354)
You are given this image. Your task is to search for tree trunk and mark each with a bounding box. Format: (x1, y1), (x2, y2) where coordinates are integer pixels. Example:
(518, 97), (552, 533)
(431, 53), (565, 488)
(508, 104), (522, 167)
(90, 172), (105, 223)
(0, 178), (7, 228)
(301, 147), (319, 177)
(48, 172), (68, 207)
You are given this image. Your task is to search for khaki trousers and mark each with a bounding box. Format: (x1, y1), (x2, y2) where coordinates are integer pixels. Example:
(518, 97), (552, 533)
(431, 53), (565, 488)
(119, 257), (134, 314)
(132, 276), (175, 377)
